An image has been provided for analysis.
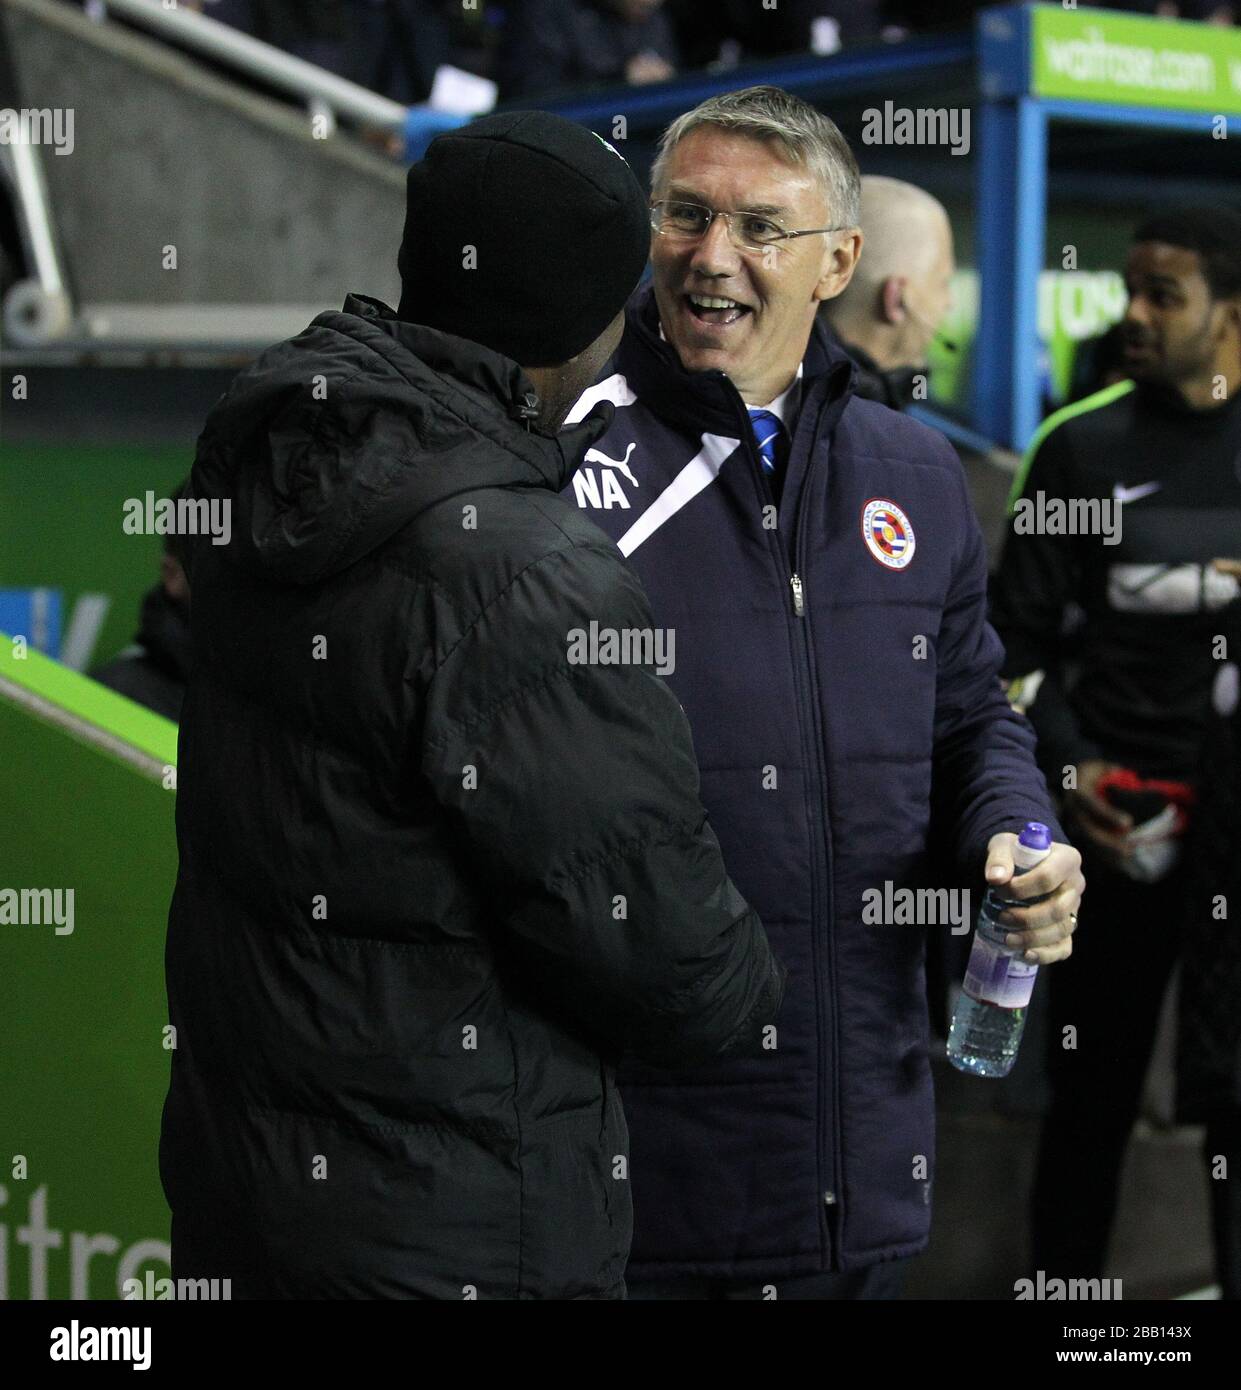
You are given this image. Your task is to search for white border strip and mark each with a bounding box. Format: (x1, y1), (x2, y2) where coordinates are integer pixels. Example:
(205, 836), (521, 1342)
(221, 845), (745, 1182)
(0, 673), (172, 784)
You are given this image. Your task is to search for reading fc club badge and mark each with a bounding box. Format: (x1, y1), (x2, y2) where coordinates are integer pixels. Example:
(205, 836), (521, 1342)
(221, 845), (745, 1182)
(861, 498), (916, 570)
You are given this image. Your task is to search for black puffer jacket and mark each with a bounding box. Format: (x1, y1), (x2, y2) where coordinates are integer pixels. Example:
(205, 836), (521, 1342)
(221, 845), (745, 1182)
(159, 294), (785, 1300)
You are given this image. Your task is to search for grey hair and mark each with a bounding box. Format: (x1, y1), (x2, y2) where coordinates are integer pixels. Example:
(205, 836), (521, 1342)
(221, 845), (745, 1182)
(650, 85), (861, 229)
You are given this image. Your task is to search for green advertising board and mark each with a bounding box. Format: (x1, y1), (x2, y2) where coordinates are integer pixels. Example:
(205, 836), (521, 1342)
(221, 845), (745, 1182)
(0, 637), (178, 1299)
(1031, 4), (1241, 114)
(0, 444), (191, 673)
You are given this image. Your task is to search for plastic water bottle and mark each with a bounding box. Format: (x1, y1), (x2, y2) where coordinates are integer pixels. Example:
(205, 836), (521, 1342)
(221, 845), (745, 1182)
(947, 822), (1054, 1078)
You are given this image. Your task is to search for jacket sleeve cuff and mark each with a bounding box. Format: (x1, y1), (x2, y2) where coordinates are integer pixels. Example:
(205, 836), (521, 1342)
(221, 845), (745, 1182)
(962, 806), (1068, 883)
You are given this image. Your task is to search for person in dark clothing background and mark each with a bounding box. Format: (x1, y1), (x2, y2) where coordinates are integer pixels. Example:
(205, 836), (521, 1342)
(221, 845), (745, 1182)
(205, 0), (450, 102)
(991, 207), (1241, 1296)
(206, 0), (349, 70)
(343, 0), (451, 104)
(160, 111), (784, 1300)
(1066, 322), (1130, 405)
(667, 0), (884, 69)
(91, 481), (193, 724)
(1177, 561), (1241, 1299)
(500, 0), (679, 99)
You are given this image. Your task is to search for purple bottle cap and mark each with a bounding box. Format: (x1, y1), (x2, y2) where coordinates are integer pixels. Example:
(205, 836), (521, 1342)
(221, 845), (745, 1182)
(1019, 821), (1053, 852)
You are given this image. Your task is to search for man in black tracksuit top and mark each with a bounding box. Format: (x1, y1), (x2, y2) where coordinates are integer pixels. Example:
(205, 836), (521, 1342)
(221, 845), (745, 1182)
(160, 113), (784, 1300)
(991, 208), (1241, 1292)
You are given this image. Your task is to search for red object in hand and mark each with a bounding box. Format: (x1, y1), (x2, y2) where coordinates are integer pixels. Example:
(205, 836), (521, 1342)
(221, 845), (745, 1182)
(1095, 767), (1196, 836)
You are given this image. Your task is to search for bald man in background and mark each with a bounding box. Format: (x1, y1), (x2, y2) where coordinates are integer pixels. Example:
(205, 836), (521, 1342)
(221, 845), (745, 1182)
(821, 174), (1018, 564)
(819, 174), (955, 410)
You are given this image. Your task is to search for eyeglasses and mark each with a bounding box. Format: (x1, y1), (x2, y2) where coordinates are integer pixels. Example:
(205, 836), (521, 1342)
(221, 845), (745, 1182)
(650, 199), (845, 253)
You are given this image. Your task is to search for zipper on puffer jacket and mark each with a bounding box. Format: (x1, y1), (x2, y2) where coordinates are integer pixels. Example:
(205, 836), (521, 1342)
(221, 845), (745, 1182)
(715, 371), (839, 1266)
(789, 404), (844, 1266)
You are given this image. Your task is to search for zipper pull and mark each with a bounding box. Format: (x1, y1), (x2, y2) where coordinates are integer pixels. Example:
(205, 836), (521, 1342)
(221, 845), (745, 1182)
(790, 573), (805, 617)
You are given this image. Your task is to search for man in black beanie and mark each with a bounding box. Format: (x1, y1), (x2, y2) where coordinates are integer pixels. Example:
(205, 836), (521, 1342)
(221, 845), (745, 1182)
(160, 109), (784, 1299)
(395, 114), (650, 377)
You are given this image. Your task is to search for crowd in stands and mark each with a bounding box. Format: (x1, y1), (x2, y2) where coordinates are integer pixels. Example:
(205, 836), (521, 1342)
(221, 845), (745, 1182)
(81, 0), (1238, 108)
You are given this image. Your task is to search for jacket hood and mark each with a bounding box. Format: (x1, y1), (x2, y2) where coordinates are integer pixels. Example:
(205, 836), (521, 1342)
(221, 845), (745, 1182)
(192, 294), (614, 585)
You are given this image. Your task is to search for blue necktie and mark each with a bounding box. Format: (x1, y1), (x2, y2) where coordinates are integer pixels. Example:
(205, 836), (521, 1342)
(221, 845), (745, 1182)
(748, 407), (789, 495)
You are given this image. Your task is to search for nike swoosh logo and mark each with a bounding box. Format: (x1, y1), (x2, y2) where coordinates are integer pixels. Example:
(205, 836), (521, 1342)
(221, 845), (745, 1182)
(1112, 481), (1162, 505)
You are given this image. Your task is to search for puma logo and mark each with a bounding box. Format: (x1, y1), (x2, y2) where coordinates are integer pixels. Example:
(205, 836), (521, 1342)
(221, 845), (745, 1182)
(583, 443), (639, 488)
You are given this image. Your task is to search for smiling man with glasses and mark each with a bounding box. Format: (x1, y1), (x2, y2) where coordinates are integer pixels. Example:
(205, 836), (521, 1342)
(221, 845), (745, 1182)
(641, 113), (859, 436)
(564, 85), (1083, 1301)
